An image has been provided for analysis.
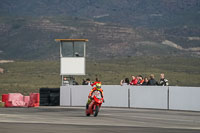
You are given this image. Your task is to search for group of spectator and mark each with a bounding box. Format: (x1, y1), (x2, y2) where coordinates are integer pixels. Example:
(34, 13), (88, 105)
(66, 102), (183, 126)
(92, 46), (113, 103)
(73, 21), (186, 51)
(120, 73), (169, 86)
(82, 78), (92, 85)
(63, 74), (168, 86)
(82, 78), (101, 86)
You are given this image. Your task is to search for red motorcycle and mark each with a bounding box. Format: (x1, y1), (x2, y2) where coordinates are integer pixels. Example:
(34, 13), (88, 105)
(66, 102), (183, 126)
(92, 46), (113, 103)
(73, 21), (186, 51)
(86, 90), (104, 117)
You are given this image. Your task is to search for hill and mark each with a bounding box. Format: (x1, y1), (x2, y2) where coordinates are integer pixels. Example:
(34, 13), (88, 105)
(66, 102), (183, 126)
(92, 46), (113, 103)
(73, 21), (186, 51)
(0, 0), (200, 59)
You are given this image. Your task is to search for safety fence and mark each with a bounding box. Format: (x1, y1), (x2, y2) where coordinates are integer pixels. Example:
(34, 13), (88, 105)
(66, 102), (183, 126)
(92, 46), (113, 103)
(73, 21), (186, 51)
(60, 85), (200, 111)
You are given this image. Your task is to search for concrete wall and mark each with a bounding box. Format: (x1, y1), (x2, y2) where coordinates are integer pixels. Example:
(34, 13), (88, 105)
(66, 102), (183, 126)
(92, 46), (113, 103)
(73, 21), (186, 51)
(60, 85), (200, 111)
(130, 86), (168, 109)
(102, 85), (129, 107)
(71, 86), (91, 106)
(169, 87), (200, 111)
(60, 86), (70, 106)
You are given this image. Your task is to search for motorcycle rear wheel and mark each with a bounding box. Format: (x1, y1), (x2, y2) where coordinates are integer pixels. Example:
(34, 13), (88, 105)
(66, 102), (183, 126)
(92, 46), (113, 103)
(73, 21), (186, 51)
(94, 106), (99, 117)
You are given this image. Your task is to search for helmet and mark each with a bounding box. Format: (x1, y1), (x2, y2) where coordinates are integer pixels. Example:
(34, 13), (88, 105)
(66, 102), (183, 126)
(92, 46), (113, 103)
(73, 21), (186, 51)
(96, 83), (101, 90)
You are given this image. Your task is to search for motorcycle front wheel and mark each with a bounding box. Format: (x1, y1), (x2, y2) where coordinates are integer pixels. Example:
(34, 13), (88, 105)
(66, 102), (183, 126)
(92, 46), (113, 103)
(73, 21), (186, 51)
(94, 105), (99, 117)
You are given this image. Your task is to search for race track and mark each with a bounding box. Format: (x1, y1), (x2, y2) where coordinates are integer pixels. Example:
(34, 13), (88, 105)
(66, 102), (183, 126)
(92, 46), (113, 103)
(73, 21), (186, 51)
(0, 107), (200, 133)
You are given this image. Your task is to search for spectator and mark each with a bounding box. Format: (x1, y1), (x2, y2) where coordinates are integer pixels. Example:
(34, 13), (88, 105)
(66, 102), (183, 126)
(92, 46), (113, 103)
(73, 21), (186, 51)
(86, 78), (91, 85)
(82, 79), (87, 85)
(130, 75), (138, 85)
(142, 77), (148, 85)
(159, 73), (169, 86)
(63, 77), (69, 85)
(82, 78), (91, 85)
(137, 75), (144, 85)
(72, 77), (79, 85)
(120, 78), (129, 86)
(147, 74), (158, 86)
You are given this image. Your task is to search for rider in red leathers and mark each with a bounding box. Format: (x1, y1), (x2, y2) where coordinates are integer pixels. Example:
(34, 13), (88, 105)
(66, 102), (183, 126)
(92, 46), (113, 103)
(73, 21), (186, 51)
(86, 83), (104, 109)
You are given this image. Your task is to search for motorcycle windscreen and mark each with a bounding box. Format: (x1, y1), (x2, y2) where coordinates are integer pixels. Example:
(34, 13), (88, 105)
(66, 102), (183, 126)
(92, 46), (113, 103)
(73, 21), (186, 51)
(92, 91), (102, 99)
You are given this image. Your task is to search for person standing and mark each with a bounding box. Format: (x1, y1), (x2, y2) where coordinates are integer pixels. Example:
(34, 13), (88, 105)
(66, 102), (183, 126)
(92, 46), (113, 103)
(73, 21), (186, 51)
(142, 77), (148, 85)
(130, 75), (138, 85)
(159, 73), (169, 86)
(147, 74), (158, 86)
(120, 78), (129, 86)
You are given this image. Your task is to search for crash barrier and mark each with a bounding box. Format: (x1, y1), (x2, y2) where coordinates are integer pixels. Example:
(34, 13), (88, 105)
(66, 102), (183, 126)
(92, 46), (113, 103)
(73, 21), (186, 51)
(40, 88), (60, 106)
(60, 85), (200, 111)
(169, 87), (200, 111)
(2, 94), (8, 103)
(130, 86), (168, 109)
(1, 93), (40, 107)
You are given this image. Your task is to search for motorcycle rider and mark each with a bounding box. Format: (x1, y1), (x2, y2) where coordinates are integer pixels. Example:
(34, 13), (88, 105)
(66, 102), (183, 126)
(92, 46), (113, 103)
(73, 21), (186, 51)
(86, 83), (104, 109)
(91, 78), (101, 87)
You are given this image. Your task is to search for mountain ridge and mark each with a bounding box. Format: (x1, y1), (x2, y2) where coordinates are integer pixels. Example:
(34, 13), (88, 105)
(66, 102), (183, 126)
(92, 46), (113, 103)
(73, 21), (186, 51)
(0, 0), (200, 60)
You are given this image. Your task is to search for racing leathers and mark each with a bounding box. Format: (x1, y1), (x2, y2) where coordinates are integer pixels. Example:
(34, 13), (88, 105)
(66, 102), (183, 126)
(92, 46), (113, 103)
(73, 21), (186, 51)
(86, 87), (104, 109)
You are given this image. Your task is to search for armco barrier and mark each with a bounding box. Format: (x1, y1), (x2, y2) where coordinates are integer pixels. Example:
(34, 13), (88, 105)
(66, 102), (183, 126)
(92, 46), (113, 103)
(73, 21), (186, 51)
(130, 86), (168, 109)
(169, 87), (200, 111)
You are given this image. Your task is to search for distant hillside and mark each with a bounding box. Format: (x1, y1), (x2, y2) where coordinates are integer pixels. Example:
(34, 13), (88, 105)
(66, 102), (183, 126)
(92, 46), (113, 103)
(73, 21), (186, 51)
(0, 0), (200, 59)
(1, 0), (200, 27)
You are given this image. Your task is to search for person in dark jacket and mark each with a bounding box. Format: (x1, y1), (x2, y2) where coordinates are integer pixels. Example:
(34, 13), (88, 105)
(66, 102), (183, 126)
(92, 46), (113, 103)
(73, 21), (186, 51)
(147, 74), (158, 86)
(142, 77), (148, 85)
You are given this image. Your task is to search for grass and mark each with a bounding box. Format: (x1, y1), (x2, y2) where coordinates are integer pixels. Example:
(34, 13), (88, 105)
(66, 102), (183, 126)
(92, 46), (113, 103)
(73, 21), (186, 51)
(0, 56), (200, 100)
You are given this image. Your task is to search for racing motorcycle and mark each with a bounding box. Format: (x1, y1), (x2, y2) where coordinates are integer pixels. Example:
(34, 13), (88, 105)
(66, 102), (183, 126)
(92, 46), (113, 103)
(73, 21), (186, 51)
(85, 90), (104, 117)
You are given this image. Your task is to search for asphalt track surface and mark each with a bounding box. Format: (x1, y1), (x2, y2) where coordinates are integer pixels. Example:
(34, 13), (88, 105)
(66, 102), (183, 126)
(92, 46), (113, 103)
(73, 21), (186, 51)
(0, 107), (200, 133)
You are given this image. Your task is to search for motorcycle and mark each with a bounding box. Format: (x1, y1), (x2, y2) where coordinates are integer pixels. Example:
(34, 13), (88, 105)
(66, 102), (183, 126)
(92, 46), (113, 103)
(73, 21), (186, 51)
(85, 90), (104, 117)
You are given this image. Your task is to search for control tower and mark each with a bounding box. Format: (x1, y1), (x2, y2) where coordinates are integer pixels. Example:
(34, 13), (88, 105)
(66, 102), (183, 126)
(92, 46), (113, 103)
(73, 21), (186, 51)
(55, 39), (88, 85)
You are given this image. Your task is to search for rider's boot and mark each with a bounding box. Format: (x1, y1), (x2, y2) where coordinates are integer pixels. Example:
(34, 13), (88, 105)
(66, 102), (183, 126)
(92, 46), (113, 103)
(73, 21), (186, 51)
(86, 103), (89, 109)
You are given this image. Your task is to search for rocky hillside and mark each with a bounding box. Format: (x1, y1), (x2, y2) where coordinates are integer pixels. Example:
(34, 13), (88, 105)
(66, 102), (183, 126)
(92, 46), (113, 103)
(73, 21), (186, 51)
(0, 0), (199, 59)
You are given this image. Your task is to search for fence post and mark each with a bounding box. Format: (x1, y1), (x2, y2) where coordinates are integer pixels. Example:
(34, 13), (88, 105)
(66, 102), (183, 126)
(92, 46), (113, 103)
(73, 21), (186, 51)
(167, 86), (169, 110)
(128, 88), (130, 108)
(70, 87), (72, 107)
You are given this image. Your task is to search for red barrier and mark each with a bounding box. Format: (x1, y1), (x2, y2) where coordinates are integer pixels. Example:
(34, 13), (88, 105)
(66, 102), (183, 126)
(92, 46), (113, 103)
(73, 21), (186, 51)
(24, 96), (30, 107)
(8, 93), (24, 101)
(2, 93), (40, 107)
(5, 101), (12, 107)
(2, 94), (8, 102)
(7, 93), (25, 107)
(29, 93), (40, 107)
